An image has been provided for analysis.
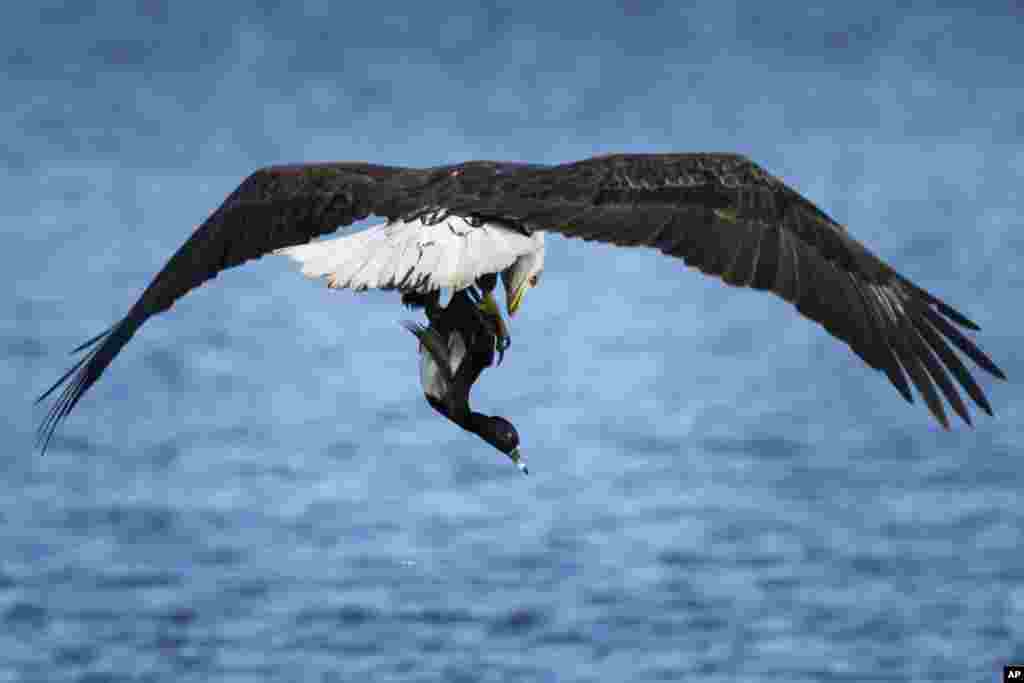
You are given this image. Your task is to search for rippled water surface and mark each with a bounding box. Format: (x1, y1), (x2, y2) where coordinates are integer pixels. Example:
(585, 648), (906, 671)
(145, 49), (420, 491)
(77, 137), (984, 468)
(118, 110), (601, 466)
(4, 270), (1022, 681)
(4, 2), (1024, 680)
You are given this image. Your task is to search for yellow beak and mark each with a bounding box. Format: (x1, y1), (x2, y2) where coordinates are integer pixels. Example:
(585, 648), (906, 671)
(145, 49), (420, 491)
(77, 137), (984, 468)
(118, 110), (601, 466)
(507, 282), (528, 316)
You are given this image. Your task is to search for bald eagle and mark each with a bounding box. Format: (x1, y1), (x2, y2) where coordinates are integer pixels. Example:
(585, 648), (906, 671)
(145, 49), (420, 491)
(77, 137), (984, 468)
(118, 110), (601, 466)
(36, 154), (1006, 457)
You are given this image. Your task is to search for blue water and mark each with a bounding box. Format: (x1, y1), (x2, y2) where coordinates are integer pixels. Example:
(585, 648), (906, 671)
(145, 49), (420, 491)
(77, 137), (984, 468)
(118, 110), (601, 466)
(5, 1), (1024, 680)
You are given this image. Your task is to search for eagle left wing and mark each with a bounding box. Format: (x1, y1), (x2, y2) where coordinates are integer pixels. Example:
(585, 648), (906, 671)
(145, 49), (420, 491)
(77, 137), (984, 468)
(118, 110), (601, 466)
(425, 153), (1006, 429)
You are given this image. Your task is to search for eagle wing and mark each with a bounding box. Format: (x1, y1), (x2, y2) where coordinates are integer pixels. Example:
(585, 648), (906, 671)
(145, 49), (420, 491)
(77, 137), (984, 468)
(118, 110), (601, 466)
(36, 162), (425, 452)
(418, 153), (1006, 429)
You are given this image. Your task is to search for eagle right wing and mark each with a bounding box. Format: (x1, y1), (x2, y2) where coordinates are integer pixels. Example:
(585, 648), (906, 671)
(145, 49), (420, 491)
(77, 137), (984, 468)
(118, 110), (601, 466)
(36, 163), (423, 453)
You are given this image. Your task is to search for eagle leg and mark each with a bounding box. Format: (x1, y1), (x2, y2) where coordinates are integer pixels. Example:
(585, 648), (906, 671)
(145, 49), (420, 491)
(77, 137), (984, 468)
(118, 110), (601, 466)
(463, 283), (511, 365)
(473, 274), (512, 364)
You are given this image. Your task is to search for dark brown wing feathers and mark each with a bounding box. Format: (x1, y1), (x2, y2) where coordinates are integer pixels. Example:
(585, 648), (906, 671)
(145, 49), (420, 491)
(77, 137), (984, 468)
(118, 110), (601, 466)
(36, 163), (423, 452)
(421, 153), (1004, 427)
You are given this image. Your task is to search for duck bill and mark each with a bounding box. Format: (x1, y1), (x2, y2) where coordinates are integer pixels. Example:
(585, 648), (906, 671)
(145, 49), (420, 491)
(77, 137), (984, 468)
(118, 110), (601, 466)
(507, 447), (528, 475)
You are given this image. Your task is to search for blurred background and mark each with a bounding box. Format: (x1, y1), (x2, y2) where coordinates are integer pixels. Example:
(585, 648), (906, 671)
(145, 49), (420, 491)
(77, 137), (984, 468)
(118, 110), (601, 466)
(2, 1), (1022, 681)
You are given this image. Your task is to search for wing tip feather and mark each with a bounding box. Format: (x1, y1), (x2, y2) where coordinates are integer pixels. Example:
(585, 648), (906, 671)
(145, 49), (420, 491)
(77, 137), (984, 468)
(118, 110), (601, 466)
(35, 321), (129, 456)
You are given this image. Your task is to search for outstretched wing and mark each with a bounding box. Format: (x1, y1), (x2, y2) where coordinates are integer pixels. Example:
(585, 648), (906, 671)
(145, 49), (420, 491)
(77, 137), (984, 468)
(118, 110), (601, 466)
(422, 153), (1006, 428)
(36, 162), (426, 453)
(36, 153), (1007, 451)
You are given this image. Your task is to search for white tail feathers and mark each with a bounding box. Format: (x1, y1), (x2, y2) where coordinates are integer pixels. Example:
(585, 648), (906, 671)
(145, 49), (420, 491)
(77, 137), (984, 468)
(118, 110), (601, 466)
(275, 215), (541, 294)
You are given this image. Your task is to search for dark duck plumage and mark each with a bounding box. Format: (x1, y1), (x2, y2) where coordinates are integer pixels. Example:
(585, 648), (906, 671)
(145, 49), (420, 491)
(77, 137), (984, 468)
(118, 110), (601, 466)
(402, 281), (525, 473)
